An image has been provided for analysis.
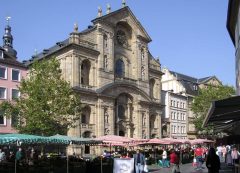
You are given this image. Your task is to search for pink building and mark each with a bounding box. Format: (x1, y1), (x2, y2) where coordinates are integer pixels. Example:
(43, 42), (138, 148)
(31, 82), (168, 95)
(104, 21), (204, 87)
(0, 22), (28, 134)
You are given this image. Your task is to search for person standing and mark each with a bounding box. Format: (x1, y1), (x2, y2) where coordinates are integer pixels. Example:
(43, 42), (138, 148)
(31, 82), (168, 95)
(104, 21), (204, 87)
(162, 149), (169, 167)
(133, 149), (145, 173)
(0, 148), (6, 162)
(231, 147), (240, 165)
(206, 147), (220, 173)
(16, 148), (23, 165)
(194, 145), (204, 171)
(170, 149), (180, 173)
(222, 145), (227, 162)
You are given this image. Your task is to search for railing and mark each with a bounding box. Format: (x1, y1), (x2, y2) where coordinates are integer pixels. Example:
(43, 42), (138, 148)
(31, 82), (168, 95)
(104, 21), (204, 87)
(114, 76), (137, 84)
(80, 123), (95, 130)
(79, 84), (96, 90)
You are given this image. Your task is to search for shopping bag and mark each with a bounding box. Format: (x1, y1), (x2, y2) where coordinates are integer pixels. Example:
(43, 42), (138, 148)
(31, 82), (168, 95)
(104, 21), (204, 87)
(192, 158), (197, 167)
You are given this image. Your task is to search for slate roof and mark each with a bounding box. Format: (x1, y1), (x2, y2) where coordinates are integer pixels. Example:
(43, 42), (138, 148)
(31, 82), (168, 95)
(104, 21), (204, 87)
(0, 47), (27, 69)
(23, 24), (97, 66)
(169, 71), (213, 96)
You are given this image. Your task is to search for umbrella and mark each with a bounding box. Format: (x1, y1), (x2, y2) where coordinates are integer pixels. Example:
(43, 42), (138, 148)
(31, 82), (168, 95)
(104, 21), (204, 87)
(190, 139), (215, 145)
(0, 133), (69, 145)
(140, 138), (172, 145)
(49, 134), (102, 145)
(162, 138), (190, 144)
(96, 135), (132, 144)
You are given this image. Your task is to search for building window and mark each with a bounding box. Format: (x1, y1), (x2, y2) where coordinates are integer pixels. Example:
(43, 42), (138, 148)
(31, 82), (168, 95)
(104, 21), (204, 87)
(173, 101), (176, 107)
(12, 69), (20, 81)
(103, 34), (108, 48)
(0, 66), (7, 79)
(12, 89), (20, 100)
(0, 87), (6, 99)
(81, 60), (91, 86)
(177, 101), (179, 108)
(81, 114), (86, 124)
(115, 59), (125, 78)
(180, 102), (182, 108)
(104, 55), (108, 70)
(183, 103), (185, 109)
(0, 110), (6, 125)
(177, 113), (179, 120)
(193, 84), (198, 91)
(118, 105), (125, 119)
(174, 112), (176, 120)
(171, 100), (173, 106)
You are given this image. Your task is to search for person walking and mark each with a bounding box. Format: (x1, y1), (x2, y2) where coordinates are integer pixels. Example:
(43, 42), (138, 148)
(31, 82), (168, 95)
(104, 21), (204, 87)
(133, 149), (145, 173)
(0, 148), (6, 162)
(206, 147), (220, 173)
(170, 149), (180, 173)
(222, 145), (227, 162)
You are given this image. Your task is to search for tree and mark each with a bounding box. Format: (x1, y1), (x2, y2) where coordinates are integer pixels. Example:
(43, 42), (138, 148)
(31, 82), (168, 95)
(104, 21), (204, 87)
(191, 85), (235, 132)
(0, 58), (81, 136)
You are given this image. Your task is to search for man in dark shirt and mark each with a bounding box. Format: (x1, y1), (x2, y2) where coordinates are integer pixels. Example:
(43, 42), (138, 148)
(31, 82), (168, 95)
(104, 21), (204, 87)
(133, 149), (145, 173)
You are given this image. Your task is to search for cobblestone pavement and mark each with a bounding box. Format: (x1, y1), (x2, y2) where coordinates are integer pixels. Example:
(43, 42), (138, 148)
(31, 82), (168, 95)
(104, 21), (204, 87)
(148, 162), (234, 173)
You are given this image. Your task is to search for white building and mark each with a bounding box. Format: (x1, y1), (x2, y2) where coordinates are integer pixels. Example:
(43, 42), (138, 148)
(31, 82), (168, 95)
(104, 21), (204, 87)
(161, 67), (221, 139)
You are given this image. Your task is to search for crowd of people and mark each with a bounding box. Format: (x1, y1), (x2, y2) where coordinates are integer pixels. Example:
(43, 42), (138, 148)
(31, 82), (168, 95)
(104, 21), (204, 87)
(0, 144), (239, 173)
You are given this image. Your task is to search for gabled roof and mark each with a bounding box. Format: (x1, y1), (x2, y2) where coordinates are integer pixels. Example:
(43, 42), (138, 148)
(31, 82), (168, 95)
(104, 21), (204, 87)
(169, 70), (198, 83)
(92, 6), (152, 42)
(198, 76), (213, 83)
(24, 39), (69, 66)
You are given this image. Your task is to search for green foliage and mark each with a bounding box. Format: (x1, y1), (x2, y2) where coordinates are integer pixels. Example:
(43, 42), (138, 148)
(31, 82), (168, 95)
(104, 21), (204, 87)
(0, 58), (81, 136)
(191, 85), (235, 132)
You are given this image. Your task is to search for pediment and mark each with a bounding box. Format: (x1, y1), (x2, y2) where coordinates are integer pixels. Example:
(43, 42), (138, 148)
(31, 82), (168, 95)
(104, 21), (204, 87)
(92, 6), (152, 42)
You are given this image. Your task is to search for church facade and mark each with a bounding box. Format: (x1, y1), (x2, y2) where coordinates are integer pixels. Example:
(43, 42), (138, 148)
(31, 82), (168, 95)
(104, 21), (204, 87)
(26, 6), (164, 140)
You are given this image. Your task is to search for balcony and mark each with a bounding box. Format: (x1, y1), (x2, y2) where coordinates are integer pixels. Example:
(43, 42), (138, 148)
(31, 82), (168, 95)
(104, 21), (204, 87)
(80, 123), (95, 131)
(79, 84), (96, 90)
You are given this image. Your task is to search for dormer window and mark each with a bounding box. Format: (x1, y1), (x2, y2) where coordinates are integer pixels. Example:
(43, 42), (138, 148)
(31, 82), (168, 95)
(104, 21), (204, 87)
(193, 84), (198, 91)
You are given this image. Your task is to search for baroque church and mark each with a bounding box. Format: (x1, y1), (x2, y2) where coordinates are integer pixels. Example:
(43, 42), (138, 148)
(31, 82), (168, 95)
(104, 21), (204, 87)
(25, 4), (164, 140)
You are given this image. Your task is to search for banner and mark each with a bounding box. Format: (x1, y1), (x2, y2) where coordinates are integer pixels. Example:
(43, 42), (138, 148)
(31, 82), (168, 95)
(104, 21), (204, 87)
(113, 158), (134, 173)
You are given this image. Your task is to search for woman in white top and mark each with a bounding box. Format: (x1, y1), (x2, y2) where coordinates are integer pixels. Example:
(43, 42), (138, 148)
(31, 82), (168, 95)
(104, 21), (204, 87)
(162, 149), (169, 167)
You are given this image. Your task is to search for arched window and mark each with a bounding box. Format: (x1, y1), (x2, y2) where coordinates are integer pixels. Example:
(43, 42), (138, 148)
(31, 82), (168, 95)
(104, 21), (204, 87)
(81, 106), (91, 124)
(118, 105), (125, 119)
(115, 59), (125, 78)
(81, 114), (86, 124)
(104, 55), (108, 70)
(81, 60), (91, 86)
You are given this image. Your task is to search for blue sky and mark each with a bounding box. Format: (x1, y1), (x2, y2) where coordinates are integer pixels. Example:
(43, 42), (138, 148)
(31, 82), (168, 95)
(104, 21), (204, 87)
(1, 0), (235, 86)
